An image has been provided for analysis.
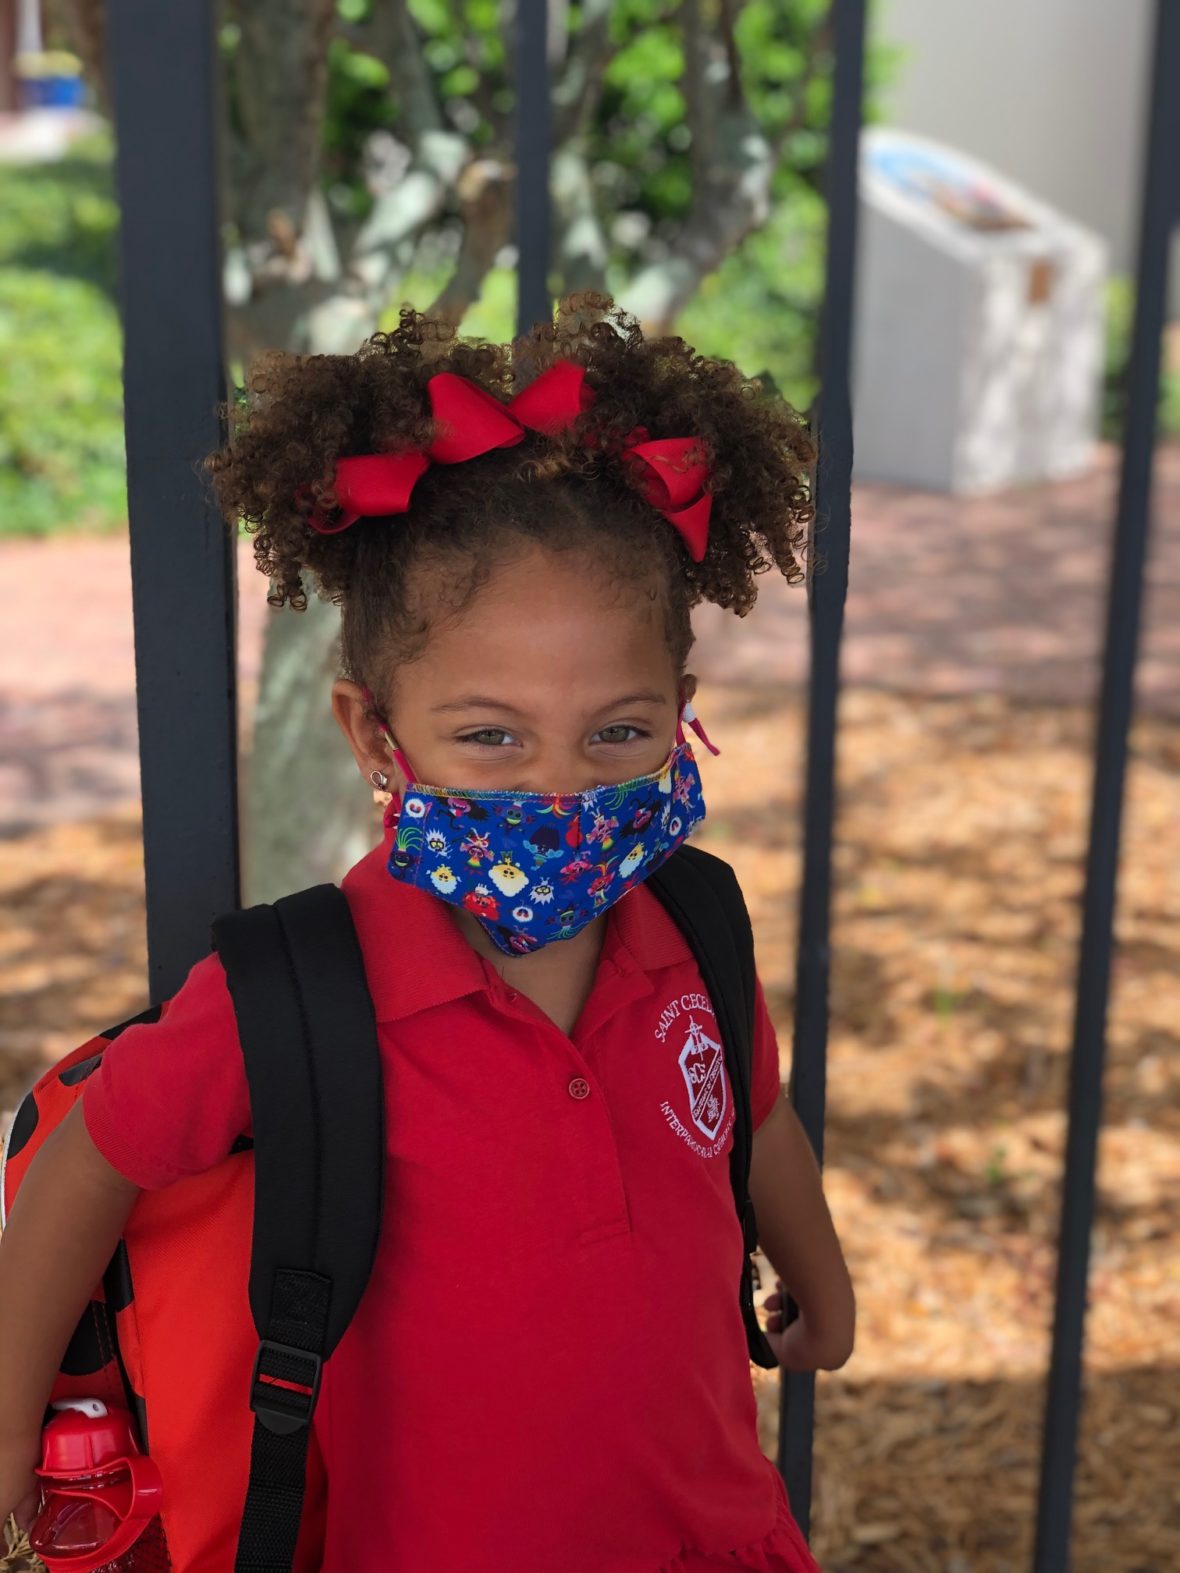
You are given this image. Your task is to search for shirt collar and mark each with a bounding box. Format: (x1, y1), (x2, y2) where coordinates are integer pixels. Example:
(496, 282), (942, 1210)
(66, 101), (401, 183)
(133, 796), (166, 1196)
(608, 877), (695, 974)
(340, 824), (694, 1024)
(341, 824), (488, 1023)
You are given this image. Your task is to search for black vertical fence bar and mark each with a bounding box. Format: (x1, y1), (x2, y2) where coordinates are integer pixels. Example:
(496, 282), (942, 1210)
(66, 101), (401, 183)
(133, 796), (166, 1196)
(780, 0), (866, 1537)
(107, 0), (237, 1004)
(515, 0), (553, 338)
(1033, 2), (1178, 1567)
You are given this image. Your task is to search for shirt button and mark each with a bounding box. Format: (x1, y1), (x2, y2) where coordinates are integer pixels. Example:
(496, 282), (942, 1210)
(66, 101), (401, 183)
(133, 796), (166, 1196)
(568, 1077), (591, 1100)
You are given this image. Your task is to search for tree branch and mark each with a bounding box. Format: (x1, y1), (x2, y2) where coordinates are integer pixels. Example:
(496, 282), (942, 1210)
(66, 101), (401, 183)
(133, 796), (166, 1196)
(718, 0), (745, 110)
(425, 156), (515, 326)
(551, 142), (609, 294)
(681, 0), (718, 180)
(344, 132), (468, 312)
(621, 0), (775, 332)
(366, 0), (447, 136)
(551, 0), (616, 146)
(227, 0), (336, 246)
(621, 125), (775, 332)
(339, 2), (470, 312)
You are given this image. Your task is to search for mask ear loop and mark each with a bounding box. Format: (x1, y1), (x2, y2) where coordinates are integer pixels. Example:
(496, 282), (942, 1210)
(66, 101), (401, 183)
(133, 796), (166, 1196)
(676, 698), (721, 756)
(361, 683), (416, 783)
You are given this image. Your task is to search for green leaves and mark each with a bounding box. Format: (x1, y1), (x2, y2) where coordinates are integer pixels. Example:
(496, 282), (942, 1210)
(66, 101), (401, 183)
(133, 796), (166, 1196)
(0, 130), (118, 296)
(605, 24), (684, 94)
(1102, 275), (1180, 441)
(323, 36), (398, 219)
(0, 129), (126, 535)
(676, 184), (827, 408)
(0, 269), (126, 536)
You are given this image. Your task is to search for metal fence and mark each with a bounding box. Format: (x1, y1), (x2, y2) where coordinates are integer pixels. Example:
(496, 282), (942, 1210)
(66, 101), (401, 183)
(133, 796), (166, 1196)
(107, 1), (1176, 1565)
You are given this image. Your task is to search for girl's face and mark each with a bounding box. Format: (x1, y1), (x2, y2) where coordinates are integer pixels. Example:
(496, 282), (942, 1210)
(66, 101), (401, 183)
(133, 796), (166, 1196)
(333, 544), (694, 798)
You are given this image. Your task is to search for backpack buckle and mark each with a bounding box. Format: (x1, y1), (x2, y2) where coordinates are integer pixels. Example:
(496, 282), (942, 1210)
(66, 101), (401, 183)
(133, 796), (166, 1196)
(250, 1339), (323, 1435)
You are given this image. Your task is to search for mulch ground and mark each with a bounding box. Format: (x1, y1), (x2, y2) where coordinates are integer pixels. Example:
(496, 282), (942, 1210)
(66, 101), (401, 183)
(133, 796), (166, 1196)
(4, 680), (1178, 1572)
(707, 686), (1180, 1573)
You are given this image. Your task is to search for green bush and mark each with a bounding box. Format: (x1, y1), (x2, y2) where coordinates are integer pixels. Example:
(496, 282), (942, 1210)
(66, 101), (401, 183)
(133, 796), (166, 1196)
(0, 130), (118, 291)
(0, 130), (126, 535)
(674, 185), (825, 414)
(0, 268), (126, 535)
(1103, 275), (1180, 441)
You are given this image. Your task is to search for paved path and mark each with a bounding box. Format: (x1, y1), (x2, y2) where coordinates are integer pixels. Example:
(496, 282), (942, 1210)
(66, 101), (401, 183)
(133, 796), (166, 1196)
(2, 444), (1177, 836)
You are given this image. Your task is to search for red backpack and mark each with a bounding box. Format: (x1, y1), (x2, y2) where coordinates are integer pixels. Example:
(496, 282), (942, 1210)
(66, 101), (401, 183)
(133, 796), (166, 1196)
(1, 847), (775, 1572)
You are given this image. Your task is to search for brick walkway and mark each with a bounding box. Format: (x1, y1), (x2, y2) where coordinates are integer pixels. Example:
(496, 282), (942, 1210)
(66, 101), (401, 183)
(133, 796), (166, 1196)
(2, 444), (1176, 837)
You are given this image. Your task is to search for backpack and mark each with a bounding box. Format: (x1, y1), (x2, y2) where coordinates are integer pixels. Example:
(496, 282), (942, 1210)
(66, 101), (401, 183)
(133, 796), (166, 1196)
(1, 844), (777, 1572)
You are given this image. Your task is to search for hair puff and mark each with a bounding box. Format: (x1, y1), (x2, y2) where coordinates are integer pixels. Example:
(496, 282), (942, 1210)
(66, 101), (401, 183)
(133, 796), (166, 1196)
(204, 292), (815, 693)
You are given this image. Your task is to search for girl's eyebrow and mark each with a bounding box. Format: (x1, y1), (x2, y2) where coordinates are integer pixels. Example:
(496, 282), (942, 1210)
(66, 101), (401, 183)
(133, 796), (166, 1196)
(432, 691), (669, 715)
(599, 691), (670, 710)
(431, 696), (524, 714)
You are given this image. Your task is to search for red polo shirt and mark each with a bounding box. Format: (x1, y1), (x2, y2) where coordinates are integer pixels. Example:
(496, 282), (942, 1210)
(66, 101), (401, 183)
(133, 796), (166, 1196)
(84, 826), (819, 1572)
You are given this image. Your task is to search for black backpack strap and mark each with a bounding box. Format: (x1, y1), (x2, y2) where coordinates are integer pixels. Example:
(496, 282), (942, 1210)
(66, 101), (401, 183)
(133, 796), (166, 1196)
(646, 846), (778, 1369)
(211, 883), (384, 1573)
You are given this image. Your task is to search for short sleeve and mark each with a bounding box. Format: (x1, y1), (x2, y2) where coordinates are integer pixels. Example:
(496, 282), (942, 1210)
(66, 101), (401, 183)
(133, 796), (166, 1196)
(83, 950), (249, 1190)
(751, 972), (783, 1129)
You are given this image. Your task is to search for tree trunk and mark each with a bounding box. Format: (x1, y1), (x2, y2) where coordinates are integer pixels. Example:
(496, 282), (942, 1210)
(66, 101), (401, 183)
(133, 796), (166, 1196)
(242, 584), (381, 904)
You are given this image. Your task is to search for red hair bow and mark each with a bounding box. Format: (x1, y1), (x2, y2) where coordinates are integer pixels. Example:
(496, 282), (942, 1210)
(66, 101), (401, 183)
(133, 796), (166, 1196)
(308, 358), (713, 562)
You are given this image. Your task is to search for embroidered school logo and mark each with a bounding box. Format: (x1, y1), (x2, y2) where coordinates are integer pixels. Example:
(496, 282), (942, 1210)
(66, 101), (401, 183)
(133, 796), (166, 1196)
(655, 992), (734, 1158)
(678, 1017), (727, 1140)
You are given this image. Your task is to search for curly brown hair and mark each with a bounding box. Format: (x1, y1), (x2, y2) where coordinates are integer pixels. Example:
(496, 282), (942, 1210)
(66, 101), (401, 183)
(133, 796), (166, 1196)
(204, 293), (814, 706)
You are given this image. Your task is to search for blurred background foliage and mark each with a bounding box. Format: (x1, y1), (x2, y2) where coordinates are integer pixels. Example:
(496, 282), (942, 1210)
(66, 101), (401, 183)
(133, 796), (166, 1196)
(0, 132), (124, 536)
(2, 0), (1176, 537)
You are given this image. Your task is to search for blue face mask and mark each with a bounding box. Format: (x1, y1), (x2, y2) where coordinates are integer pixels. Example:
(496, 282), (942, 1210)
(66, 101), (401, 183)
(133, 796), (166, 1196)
(365, 695), (717, 956)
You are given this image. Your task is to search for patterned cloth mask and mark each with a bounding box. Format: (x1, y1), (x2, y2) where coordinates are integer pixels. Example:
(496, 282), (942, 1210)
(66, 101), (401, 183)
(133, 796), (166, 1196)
(363, 690), (716, 955)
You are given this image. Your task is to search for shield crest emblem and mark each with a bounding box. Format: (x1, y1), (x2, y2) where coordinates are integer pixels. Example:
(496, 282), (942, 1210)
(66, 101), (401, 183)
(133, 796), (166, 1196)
(678, 1016), (728, 1140)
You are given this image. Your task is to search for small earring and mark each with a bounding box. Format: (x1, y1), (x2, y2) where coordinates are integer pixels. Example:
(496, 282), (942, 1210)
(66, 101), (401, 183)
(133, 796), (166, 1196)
(369, 769), (390, 790)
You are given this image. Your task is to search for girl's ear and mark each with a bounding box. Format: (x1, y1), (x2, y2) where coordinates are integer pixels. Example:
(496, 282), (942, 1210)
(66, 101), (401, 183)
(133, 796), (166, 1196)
(679, 672), (699, 707)
(331, 679), (391, 783)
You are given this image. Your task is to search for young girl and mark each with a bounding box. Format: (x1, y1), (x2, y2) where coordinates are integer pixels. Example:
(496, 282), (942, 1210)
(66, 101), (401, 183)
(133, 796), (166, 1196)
(0, 294), (854, 1570)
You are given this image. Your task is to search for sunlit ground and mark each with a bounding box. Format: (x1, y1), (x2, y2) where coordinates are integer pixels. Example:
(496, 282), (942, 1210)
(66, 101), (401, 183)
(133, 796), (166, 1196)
(699, 684), (1179, 1572)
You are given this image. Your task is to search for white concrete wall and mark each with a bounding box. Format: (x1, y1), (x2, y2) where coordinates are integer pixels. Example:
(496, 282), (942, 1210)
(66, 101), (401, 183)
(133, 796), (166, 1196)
(875, 0), (1154, 282)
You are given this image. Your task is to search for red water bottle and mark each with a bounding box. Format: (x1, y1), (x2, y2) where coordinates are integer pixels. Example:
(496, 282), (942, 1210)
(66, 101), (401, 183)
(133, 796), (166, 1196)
(29, 1399), (163, 1572)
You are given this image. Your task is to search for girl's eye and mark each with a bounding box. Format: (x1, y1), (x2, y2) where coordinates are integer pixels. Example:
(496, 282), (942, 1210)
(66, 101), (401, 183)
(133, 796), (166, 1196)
(595, 725), (648, 745)
(458, 728), (515, 749)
